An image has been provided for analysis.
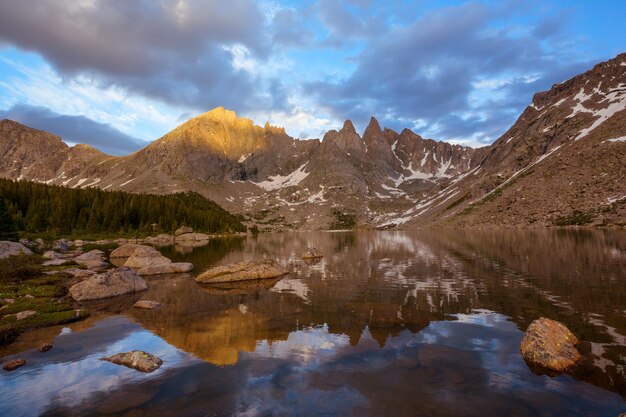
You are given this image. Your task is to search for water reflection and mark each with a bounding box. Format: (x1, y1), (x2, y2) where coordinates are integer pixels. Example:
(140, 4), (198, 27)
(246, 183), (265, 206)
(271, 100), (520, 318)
(1, 230), (625, 416)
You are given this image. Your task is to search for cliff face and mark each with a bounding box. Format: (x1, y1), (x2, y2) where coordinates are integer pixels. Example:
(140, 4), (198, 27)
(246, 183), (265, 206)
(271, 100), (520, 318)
(1, 54), (625, 229)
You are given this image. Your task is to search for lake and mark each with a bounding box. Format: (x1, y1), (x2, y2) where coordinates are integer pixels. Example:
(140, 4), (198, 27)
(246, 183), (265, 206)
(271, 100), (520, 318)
(1, 230), (625, 416)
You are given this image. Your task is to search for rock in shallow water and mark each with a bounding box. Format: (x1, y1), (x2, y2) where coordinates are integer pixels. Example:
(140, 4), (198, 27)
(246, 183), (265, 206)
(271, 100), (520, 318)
(195, 259), (288, 284)
(69, 268), (148, 301)
(133, 300), (162, 309)
(136, 262), (194, 276)
(302, 247), (323, 259)
(520, 317), (581, 373)
(102, 350), (163, 373)
(39, 343), (53, 352)
(3, 359), (26, 371)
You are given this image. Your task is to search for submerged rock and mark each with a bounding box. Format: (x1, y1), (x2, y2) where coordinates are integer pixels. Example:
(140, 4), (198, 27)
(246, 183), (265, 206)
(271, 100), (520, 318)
(302, 247), (323, 259)
(0, 241), (33, 259)
(136, 262), (194, 276)
(196, 259), (288, 284)
(133, 300), (162, 309)
(3, 358), (26, 371)
(520, 317), (581, 373)
(69, 268), (148, 301)
(102, 350), (163, 373)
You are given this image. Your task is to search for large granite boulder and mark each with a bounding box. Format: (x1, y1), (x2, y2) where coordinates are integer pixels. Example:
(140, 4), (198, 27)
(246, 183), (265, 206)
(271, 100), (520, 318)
(101, 350), (162, 373)
(175, 226), (193, 236)
(520, 317), (582, 373)
(196, 260), (288, 284)
(136, 262), (194, 276)
(110, 244), (144, 259)
(123, 246), (171, 269)
(69, 268), (147, 301)
(0, 241), (33, 259)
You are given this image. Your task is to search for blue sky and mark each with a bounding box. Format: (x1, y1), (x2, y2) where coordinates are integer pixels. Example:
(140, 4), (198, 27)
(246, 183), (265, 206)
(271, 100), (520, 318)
(0, 0), (624, 154)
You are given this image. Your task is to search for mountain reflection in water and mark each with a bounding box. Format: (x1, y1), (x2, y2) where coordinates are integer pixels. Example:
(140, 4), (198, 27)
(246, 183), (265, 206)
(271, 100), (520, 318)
(1, 230), (625, 416)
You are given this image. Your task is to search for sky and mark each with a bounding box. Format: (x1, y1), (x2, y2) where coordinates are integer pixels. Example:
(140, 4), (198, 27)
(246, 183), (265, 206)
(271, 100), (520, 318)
(0, 0), (624, 155)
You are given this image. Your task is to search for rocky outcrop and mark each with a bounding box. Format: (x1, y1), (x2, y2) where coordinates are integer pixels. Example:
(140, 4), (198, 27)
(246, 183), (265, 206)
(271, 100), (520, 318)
(196, 259), (288, 284)
(68, 268), (147, 301)
(0, 241), (32, 259)
(101, 350), (163, 373)
(520, 317), (582, 373)
(302, 247), (323, 259)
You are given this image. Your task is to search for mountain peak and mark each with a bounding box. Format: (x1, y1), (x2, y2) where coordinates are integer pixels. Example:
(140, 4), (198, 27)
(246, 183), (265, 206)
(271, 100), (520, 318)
(365, 117), (382, 135)
(341, 119), (357, 134)
(196, 106), (241, 124)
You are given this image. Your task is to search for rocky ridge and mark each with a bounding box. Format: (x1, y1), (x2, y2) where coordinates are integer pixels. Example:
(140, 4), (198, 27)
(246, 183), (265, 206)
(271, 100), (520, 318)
(1, 53), (625, 229)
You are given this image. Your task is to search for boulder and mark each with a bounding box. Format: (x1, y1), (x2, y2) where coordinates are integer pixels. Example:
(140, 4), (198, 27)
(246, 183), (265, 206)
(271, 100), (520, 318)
(175, 226), (193, 236)
(69, 268), (148, 301)
(43, 251), (64, 260)
(101, 350), (163, 373)
(175, 232), (209, 242)
(133, 300), (162, 309)
(0, 241), (33, 259)
(302, 247), (323, 259)
(196, 259), (288, 284)
(74, 239), (84, 246)
(124, 246), (171, 269)
(110, 243), (144, 259)
(520, 317), (581, 373)
(75, 249), (105, 263)
(3, 359), (26, 371)
(136, 262), (194, 276)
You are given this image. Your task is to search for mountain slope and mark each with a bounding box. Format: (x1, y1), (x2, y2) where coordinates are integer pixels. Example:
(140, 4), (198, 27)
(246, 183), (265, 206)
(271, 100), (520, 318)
(387, 52), (626, 228)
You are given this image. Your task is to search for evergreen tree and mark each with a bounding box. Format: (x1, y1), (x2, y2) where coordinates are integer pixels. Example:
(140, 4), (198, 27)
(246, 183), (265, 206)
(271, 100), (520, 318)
(0, 198), (18, 240)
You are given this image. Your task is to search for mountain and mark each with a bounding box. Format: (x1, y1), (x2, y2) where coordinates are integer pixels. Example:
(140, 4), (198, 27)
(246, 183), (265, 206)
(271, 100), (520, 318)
(1, 54), (625, 230)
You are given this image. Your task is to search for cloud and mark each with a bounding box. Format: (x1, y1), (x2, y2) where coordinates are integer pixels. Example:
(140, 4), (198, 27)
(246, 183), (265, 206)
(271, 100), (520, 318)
(0, 0), (284, 113)
(306, 2), (596, 145)
(0, 104), (147, 155)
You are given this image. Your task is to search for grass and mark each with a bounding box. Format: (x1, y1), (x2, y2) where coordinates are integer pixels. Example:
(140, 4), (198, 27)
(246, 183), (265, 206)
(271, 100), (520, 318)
(0, 255), (88, 345)
(0, 254), (43, 282)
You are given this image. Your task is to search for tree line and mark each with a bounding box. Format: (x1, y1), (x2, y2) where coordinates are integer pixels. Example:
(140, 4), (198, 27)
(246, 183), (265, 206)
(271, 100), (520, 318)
(0, 178), (246, 240)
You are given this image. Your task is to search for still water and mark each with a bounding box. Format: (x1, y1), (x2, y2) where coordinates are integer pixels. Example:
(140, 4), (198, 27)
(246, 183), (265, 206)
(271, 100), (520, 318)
(1, 230), (626, 416)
